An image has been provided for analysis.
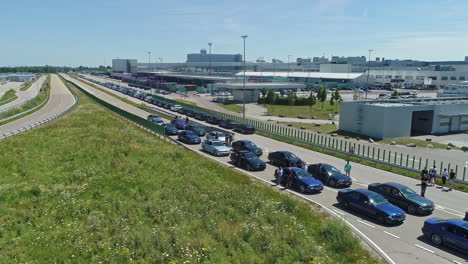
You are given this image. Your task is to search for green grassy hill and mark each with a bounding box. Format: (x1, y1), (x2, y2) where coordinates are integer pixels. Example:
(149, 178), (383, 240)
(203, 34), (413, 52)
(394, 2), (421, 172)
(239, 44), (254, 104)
(0, 81), (381, 263)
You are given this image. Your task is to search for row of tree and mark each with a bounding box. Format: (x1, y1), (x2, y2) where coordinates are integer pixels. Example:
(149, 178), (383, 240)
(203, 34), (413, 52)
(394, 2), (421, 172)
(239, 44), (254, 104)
(258, 85), (342, 110)
(0, 65), (110, 73)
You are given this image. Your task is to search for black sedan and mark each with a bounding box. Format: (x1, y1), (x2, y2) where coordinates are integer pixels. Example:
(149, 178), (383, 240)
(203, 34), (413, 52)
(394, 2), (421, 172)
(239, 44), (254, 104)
(268, 151), (305, 167)
(207, 116), (223, 125)
(230, 151), (266, 171)
(307, 163), (352, 188)
(368, 182), (435, 215)
(185, 124), (206, 136)
(177, 130), (201, 144)
(186, 109), (198, 117)
(219, 119), (237, 129)
(162, 123), (178, 136)
(231, 140), (262, 156)
(233, 124), (255, 134)
(194, 112), (211, 121)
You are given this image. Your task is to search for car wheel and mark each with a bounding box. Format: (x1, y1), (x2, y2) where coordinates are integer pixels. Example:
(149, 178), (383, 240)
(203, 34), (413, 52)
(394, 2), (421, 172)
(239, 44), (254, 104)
(407, 205), (417, 214)
(431, 234), (443, 245)
(329, 179), (336, 187)
(377, 214), (386, 225)
(299, 185), (306, 193)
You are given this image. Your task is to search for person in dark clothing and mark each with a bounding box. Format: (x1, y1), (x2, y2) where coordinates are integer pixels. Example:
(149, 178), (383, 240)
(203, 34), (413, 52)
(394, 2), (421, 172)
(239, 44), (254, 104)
(448, 169), (456, 191)
(185, 117), (189, 123)
(420, 173), (429, 197)
(464, 211), (468, 221)
(286, 168), (293, 189)
(421, 167), (428, 177)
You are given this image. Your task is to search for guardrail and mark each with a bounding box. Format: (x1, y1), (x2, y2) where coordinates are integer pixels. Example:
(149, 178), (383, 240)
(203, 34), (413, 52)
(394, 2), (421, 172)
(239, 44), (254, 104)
(79, 75), (468, 184)
(0, 79), (79, 141)
(0, 93), (49, 123)
(0, 96), (17, 106)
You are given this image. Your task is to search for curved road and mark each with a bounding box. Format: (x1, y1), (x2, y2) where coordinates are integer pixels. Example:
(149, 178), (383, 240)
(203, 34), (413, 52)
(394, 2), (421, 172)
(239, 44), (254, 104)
(65, 74), (468, 264)
(0, 75), (75, 135)
(0, 75), (46, 112)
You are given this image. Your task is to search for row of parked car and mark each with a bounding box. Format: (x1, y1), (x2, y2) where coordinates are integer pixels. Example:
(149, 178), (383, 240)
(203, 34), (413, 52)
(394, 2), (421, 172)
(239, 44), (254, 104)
(87, 75), (468, 255)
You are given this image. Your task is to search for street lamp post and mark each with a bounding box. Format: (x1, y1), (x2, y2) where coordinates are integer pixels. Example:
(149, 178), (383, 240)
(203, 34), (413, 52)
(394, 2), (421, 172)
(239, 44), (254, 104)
(148, 51), (151, 91)
(259, 56), (264, 81)
(241, 35), (248, 120)
(365, 49), (374, 100)
(287, 55), (292, 78)
(208, 42), (212, 76)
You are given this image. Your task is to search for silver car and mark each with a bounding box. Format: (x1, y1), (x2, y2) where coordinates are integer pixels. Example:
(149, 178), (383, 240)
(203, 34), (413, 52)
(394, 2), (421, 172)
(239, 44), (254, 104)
(201, 139), (231, 156)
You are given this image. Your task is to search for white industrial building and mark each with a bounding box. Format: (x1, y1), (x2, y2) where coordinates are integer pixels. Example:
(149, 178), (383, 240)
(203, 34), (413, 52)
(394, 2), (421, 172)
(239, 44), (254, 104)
(214, 82), (305, 103)
(339, 98), (468, 139)
(8, 74), (35, 82)
(112, 59), (138, 74)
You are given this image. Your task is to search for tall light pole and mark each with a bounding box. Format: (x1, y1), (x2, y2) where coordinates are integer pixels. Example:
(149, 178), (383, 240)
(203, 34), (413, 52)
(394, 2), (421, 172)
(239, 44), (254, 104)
(287, 55), (292, 78)
(365, 49), (373, 100)
(258, 56), (264, 81)
(148, 51), (151, 91)
(208, 42), (212, 76)
(241, 35), (248, 119)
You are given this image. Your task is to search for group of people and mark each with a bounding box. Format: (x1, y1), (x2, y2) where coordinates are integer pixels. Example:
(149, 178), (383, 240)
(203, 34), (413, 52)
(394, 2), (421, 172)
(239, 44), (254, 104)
(275, 166), (293, 189)
(420, 165), (456, 197)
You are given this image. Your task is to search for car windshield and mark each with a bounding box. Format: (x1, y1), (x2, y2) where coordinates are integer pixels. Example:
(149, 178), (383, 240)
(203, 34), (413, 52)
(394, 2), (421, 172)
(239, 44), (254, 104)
(286, 152), (298, 159)
(212, 142), (224, 146)
(245, 141), (257, 147)
(244, 153), (258, 160)
(175, 120), (185, 124)
(216, 132), (225, 137)
(185, 131), (196, 136)
(370, 195), (388, 206)
(245, 125), (253, 128)
(295, 170), (312, 180)
(326, 165), (341, 175)
(166, 125), (175, 129)
(400, 187), (417, 197)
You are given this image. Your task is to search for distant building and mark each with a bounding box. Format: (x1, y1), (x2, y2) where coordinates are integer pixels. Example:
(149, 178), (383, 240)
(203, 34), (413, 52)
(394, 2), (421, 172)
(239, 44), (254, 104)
(439, 81), (468, 97)
(186, 49), (242, 63)
(339, 98), (468, 139)
(313, 56), (329, 63)
(9, 74), (34, 82)
(112, 59), (138, 74)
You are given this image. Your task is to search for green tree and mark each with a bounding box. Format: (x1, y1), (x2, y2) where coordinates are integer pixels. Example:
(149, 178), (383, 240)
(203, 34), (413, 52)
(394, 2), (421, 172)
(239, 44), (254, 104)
(391, 89), (399, 99)
(317, 85), (327, 109)
(287, 90), (295, 116)
(260, 88), (268, 98)
(266, 89), (276, 104)
(333, 88), (341, 112)
(308, 91), (317, 116)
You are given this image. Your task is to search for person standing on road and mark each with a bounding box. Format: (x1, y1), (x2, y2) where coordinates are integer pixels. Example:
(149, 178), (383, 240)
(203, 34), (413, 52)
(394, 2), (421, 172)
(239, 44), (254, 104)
(429, 166), (437, 186)
(421, 167), (428, 178)
(275, 166), (283, 186)
(344, 161), (352, 177)
(448, 169), (456, 191)
(303, 163), (308, 172)
(286, 168), (294, 189)
(420, 172), (429, 197)
(185, 117), (189, 124)
(441, 168), (448, 189)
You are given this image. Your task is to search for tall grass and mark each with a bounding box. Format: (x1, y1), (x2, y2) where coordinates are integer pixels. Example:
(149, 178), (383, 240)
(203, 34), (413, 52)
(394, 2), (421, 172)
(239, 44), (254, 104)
(0, 82), (383, 263)
(0, 89), (17, 106)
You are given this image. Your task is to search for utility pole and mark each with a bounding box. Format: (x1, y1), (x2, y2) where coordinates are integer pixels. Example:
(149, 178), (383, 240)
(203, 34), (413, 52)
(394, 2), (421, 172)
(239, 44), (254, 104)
(366, 49), (373, 100)
(208, 42), (212, 76)
(241, 35), (248, 120)
(259, 56), (264, 81)
(148, 51), (151, 91)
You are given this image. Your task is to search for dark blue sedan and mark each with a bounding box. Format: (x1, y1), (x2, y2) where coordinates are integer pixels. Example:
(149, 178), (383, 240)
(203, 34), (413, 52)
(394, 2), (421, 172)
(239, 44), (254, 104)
(177, 130), (201, 144)
(422, 218), (468, 253)
(337, 189), (406, 225)
(276, 167), (323, 193)
(170, 119), (187, 130)
(162, 123), (178, 136)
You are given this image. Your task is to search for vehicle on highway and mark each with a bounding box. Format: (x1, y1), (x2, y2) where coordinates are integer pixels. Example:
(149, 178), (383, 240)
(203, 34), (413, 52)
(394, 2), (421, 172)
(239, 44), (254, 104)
(164, 103), (174, 110)
(275, 167), (323, 193)
(219, 119), (237, 129)
(202, 139), (231, 156)
(194, 112), (211, 121)
(206, 131), (226, 142)
(177, 107), (191, 115)
(185, 124), (206, 136)
(147, 114), (163, 123)
(268, 151), (304, 167)
(185, 109), (196, 117)
(230, 150), (266, 171)
(231, 140), (263, 156)
(233, 124), (255, 134)
(422, 218), (468, 253)
(207, 116), (223, 125)
(307, 163), (352, 188)
(170, 119), (187, 130)
(177, 130), (201, 144)
(170, 104), (182, 111)
(337, 189), (406, 225)
(161, 123), (178, 135)
(368, 182), (434, 215)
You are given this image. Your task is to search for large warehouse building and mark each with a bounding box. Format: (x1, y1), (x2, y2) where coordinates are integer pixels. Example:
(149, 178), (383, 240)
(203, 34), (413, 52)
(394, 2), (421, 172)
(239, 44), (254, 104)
(339, 98), (468, 139)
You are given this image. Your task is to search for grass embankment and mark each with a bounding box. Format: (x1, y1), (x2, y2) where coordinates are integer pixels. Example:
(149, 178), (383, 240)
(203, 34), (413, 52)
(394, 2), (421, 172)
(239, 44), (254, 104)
(0, 89), (17, 106)
(216, 103), (242, 113)
(265, 102), (340, 120)
(379, 137), (461, 151)
(0, 76), (51, 124)
(0, 82), (382, 263)
(20, 79), (35, 91)
(256, 131), (468, 193)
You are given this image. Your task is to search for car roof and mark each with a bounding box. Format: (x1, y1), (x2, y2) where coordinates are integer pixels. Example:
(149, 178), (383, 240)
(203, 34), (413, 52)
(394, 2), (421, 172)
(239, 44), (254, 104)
(446, 219), (468, 229)
(276, 151), (292, 155)
(352, 189), (380, 197)
(381, 182), (408, 189)
(207, 139), (222, 143)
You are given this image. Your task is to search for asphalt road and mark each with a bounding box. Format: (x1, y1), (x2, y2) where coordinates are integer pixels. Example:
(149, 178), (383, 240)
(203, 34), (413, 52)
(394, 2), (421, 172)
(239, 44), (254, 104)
(0, 75), (75, 135)
(0, 76), (46, 112)
(82, 74), (468, 183)
(66, 74), (468, 264)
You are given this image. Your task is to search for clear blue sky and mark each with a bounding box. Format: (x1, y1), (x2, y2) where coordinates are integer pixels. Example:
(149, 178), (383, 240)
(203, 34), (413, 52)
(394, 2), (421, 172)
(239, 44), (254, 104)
(1, 0), (467, 66)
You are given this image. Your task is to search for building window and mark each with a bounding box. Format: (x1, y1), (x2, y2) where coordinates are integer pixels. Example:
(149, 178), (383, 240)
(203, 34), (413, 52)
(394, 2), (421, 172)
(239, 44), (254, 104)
(441, 76), (448, 80)
(405, 76), (413, 80)
(385, 75), (392, 79)
(416, 76), (425, 80)
(429, 76), (437, 80)
(375, 75), (383, 79)
(394, 75), (401, 79)
(450, 76), (457, 80)
(460, 76), (466, 80)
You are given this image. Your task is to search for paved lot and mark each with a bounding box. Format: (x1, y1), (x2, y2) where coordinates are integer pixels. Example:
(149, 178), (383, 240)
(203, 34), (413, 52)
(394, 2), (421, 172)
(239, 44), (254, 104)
(0, 75), (75, 135)
(413, 134), (468, 149)
(0, 76), (46, 112)
(67, 74), (468, 264)
(0, 81), (24, 99)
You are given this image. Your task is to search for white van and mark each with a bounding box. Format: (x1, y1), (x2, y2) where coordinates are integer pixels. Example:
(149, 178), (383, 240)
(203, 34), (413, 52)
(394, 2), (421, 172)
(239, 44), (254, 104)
(171, 104), (182, 111)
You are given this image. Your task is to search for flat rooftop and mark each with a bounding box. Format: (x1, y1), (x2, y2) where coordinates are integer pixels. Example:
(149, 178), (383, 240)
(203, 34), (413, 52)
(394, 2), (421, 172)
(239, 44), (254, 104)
(236, 71), (363, 80)
(365, 97), (468, 107)
(141, 71), (234, 81)
(215, 82), (305, 90)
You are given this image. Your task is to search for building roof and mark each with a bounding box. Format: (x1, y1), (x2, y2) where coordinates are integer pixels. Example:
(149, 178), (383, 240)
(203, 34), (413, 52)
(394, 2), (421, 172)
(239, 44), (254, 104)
(141, 71), (234, 81)
(236, 71), (363, 80)
(215, 82), (305, 90)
